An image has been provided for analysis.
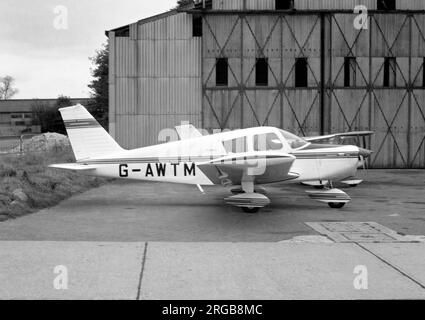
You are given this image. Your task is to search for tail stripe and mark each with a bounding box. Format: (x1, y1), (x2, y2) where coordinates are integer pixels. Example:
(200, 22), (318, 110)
(64, 119), (101, 129)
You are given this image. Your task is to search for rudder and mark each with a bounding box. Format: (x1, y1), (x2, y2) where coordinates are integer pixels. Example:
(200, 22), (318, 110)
(59, 104), (124, 161)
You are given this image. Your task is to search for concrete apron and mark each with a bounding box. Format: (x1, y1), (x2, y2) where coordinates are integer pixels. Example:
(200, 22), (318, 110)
(1, 241), (425, 300)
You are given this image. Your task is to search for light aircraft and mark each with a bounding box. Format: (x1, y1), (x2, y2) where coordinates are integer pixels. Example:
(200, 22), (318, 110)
(50, 105), (372, 213)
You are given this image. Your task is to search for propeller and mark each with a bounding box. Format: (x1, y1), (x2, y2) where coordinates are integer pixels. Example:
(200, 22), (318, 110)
(358, 148), (373, 173)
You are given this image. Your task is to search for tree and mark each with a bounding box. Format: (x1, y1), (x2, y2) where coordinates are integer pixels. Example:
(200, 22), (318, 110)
(55, 95), (72, 109)
(177, 0), (194, 8)
(32, 95), (70, 134)
(88, 43), (109, 129)
(0, 75), (18, 100)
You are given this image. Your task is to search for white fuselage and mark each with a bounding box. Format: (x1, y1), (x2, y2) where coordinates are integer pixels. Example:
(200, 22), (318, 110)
(76, 127), (359, 186)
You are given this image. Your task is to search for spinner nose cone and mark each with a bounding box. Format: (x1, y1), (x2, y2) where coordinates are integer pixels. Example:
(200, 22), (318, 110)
(358, 148), (373, 159)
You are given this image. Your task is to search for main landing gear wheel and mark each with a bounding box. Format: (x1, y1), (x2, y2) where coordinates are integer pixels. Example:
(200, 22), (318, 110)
(328, 202), (345, 209)
(226, 181), (269, 213)
(241, 207), (260, 214)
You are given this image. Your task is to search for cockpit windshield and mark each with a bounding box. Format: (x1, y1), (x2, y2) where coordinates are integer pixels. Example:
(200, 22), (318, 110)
(279, 130), (309, 149)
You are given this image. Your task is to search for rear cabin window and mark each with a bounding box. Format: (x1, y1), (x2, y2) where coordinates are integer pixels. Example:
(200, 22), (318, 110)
(223, 136), (247, 154)
(253, 133), (283, 151)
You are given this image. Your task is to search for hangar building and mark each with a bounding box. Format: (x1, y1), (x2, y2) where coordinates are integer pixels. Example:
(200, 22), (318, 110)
(107, 0), (425, 168)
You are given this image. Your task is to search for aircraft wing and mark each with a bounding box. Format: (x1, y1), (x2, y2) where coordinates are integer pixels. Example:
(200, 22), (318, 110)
(304, 131), (374, 142)
(49, 163), (98, 171)
(198, 153), (298, 185)
(175, 124), (203, 140)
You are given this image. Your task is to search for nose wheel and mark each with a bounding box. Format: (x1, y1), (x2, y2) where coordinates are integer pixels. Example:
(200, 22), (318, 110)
(328, 202), (346, 209)
(241, 207), (260, 214)
(306, 188), (351, 209)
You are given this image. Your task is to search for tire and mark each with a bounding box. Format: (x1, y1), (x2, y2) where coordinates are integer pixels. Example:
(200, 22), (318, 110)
(328, 202), (345, 209)
(241, 207), (260, 214)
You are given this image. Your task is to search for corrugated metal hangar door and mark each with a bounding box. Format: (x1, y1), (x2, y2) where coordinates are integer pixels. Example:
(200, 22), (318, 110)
(202, 14), (322, 137)
(200, 12), (425, 168)
(326, 13), (425, 168)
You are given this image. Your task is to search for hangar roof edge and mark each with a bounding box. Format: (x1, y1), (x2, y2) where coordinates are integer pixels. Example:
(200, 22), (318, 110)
(106, 9), (179, 37)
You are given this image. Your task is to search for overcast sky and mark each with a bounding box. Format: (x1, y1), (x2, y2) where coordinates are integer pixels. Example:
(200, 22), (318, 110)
(0, 0), (176, 99)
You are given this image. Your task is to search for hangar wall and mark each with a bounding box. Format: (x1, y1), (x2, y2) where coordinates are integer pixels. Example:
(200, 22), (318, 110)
(109, 1), (425, 168)
(109, 12), (202, 148)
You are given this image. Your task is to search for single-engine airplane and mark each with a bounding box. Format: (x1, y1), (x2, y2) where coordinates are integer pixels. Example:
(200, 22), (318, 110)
(50, 105), (372, 213)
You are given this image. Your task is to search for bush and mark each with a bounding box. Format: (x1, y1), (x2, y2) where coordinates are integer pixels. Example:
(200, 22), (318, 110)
(32, 96), (72, 134)
(0, 148), (107, 220)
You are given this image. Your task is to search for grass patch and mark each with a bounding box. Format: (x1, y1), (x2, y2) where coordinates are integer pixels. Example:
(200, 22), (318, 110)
(0, 146), (107, 221)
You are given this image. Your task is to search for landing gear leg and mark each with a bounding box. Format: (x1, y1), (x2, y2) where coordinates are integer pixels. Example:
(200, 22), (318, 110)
(241, 179), (260, 213)
(314, 180), (326, 189)
(241, 179), (254, 194)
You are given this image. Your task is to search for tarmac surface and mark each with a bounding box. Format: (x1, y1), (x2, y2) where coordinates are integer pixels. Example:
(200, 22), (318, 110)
(0, 170), (424, 242)
(0, 169), (424, 299)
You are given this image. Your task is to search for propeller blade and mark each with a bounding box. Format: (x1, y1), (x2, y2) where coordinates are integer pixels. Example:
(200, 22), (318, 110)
(361, 155), (366, 171)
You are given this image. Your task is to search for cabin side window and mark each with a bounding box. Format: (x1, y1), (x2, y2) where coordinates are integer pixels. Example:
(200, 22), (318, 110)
(253, 133), (284, 151)
(223, 136), (247, 154)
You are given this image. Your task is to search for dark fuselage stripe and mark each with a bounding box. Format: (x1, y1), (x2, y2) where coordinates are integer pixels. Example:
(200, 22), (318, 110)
(78, 155), (295, 165)
(79, 156), (358, 165)
(64, 119), (101, 129)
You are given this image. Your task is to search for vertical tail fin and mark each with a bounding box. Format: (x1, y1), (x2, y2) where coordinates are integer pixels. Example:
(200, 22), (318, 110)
(59, 104), (124, 161)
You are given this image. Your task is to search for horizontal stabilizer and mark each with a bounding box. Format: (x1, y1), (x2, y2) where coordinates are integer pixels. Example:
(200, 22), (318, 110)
(49, 163), (98, 171)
